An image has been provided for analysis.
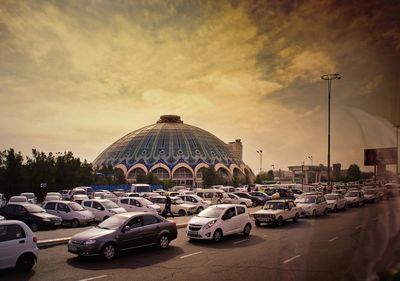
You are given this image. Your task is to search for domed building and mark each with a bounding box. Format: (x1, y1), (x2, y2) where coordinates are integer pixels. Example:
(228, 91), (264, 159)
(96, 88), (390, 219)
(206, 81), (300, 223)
(93, 115), (255, 186)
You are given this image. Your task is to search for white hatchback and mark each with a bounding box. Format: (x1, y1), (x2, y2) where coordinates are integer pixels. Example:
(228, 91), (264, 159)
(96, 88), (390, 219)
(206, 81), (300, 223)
(296, 195), (328, 217)
(186, 204), (252, 242)
(0, 220), (39, 271)
(81, 199), (126, 221)
(117, 197), (161, 214)
(324, 193), (347, 212)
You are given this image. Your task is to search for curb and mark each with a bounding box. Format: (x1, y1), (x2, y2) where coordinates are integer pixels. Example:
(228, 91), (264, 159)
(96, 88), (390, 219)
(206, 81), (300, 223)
(37, 223), (189, 249)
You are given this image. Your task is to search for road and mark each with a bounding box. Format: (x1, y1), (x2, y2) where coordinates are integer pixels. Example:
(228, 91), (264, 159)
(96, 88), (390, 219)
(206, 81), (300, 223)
(2, 198), (400, 281)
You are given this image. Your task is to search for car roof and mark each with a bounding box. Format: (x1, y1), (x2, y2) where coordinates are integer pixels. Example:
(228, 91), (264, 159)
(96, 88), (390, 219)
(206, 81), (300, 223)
(210, 204), (246, 209)
(0, 220), (30, 226)
(116, 212), (157, 219)
(266, 199), (293, 203)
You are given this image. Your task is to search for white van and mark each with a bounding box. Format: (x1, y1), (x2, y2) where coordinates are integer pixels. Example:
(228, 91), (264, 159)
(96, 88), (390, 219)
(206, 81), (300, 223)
(196, 189), (230, 205)
(131, 184), (151, 193)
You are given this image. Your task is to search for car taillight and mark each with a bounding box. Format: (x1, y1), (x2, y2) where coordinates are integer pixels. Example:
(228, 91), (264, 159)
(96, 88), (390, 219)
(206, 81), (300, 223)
(33, 236), (37, 243)
(168, 219), (176, 224)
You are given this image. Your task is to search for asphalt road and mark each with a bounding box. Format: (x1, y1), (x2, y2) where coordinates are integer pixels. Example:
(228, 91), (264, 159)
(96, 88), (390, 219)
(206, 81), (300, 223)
(2, 198), (399, 281)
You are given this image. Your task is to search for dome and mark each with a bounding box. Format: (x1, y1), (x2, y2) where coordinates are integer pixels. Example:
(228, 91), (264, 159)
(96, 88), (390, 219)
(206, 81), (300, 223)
(93, 115), (254, 186)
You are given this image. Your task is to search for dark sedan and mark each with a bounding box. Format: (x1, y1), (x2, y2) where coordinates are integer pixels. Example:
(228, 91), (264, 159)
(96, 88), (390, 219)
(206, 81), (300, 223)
(233, 192), (262, 206)
(68, 212), (178, 260)
(249, 191), (270, 205)
(0, 203), (62, 231)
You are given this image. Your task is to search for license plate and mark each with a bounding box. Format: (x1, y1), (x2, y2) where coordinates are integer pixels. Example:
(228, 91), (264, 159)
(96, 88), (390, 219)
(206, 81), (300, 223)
(54, 222), (61, 226)
(68, 244), (77, 251)
(187, 230), (198, 236)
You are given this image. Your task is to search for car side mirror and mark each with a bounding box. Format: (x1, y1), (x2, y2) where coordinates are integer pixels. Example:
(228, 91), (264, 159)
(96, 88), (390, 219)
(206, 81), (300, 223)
(97, 207), (103, 210)
(122, 226), (131, 233)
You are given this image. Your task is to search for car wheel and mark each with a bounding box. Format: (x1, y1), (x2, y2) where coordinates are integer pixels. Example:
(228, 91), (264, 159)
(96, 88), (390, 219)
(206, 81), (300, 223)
(334, 205), (338, 212)
(103, 216), (109, 221)
(16, 253), (35, 272)
(293, 213), (299, 222)
(178, 209), (186, 216)
(243, 223), (251, 236)
(101, 243), (117, 260)
(276, 217), (283, 227)
(158, 234), (170, 249)
(197, 207), (204, 213)
(255, 220), (261, 227)
(30, 223), (39, 232)
(213, 229), (223, 242)
(312, 210), (317, 217)
(71, 219), (80, 228)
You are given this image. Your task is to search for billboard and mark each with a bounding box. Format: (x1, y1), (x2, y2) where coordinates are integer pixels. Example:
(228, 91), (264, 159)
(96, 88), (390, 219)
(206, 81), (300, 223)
(364, 147), (397, 166)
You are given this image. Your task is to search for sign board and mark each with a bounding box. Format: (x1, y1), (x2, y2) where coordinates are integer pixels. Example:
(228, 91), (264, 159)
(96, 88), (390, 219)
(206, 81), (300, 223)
(40, 183), (47, 188)
(364, 147), (397, 166)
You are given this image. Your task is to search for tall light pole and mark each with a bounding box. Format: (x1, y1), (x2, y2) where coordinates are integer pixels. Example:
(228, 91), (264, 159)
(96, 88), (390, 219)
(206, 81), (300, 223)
(308, 156), (313, 166)
(301, 161), (305, 191)
(256, 150), (263, 173)
(395, 125), (399, 178)
(321, 73), (341, 190)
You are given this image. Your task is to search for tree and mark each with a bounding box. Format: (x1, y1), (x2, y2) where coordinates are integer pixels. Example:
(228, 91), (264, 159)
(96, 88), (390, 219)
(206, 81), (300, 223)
(202, 166), (223, 187)
(255, 170), (274, 184)
(347, 164), (361, 182)
(266, 170), (274, 180)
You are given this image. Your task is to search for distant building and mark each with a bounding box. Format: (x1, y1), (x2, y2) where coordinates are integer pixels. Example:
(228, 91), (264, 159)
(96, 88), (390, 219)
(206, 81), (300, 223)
(288, 165), (329, 184)
(228, 139), (243, 161)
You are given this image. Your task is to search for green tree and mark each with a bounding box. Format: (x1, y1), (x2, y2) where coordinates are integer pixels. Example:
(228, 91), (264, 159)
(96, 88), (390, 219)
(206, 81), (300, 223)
(347, 164), (361, 182)
(202, 166), (223, 187)
(1, 149), (24, 197)
(160, 179), (174, 190)
(255, 171), (268, 184)
(266, 170), (274, 180)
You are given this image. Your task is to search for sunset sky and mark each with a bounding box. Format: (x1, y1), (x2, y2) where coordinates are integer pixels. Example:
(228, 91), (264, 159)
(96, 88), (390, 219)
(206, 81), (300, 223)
(0, 0), (399, 173)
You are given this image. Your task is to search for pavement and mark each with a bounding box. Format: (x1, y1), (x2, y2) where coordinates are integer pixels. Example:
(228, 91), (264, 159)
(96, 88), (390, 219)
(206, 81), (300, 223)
(2, 199), (399, 281)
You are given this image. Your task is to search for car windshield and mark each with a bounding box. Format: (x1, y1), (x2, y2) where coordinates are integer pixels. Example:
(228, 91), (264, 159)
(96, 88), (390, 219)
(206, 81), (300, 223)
(172, 198), (184, 204)
(74, 190), (86, 195)
(69, 202), (84, 211)
(364, 190), (376, 194)
(346, 192), (358, 197)
(263, 202), (284, 210)
(325, 195), (338, 200)
(102, 200), (119, 209)
(297, 197), (316, 203)
(138, 198), (153, 205)
(10, 197), (27, 202)
(25, 204), (46, 213)
(198, 207), (224, 218)
(97, 216), (125, 230)
(21, 193), (34, 199)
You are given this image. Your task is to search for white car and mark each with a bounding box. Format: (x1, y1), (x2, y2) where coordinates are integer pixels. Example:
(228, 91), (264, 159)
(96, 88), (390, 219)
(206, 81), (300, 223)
(296, 195), (328, 217)
(59, 190), (71, 200)
(363, 188), (379, 203)
(20, 193), (37, 204)
(344, 190), (365, 207)
(186, 204), (252, 242)
(253, 200), (301, 227)
(72, 194), (90, 205)
(43, 201), (95, 227)
(177, 195), (210, 213)
(8, 196), (29, 204)
(45, 192), (62, 200)
(0, 193), (6, 207)
(117, 197), (161, 214)
(0, 220), (39, 271)
(226, 193), (253, 208)
(324, 193), (347, 212)
(150, 196), (197, 216)
(93, 192), (118, 203)
(43, 195), (62, 204)
(82, 199), (126, 221)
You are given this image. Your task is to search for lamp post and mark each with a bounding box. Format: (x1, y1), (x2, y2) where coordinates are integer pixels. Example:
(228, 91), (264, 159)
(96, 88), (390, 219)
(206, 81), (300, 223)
(395, 125), (399, 178)
(301, 161), (305, 191)
(321, 73), (341, 191)
(256, 150), (263, 173)
(308, 156), (313, 166)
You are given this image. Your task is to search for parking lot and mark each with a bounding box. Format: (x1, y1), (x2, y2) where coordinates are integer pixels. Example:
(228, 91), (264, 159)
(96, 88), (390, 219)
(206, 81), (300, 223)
(2, 198), (399, 281)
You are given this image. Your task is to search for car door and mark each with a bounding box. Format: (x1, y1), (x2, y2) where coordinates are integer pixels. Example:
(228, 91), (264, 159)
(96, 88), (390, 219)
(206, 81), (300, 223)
(44, 202), (57, 217)
(92, 201), (105, 221)
(119, 216), (144, 249)
(141, 214), (163, 244)
(221, 207), (237, 235)
(56, 202), (70, 221)
(235, 206), (247, 232)
(14, 205), (33, 226)
(0, 223), (27, 269)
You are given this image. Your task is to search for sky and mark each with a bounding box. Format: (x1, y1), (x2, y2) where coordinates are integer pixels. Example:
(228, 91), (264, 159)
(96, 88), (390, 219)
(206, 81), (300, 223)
(0, 0), (399, 173)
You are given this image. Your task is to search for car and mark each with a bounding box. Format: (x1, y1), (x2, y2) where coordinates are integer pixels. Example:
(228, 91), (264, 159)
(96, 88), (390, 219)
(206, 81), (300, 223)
(296, 195), (328, 217)
(43, 200), (95, 227)
(233, 192), (260, 206)
(196, 189), (230, 204)
(0, 215), (5, 221)
(117, 197), (161, 214)
(82, 199), (126, 222)
(72, 194), (90, 205)
(76, 186), (94, 198)
(384, 183), (400, 198)
(68, 212), (177, 260)
(177, 194), (211, 213)
(0, 220), (39, 271)
(344, 190), (365, 207)
(8, 196), (29, 204)
(0, 203), (62, 231)
(149, 196), (197, 216)
(249, 191), (271, 204)
(124, 192), (140, 198)
(363, 188), (380, 203)
(263, 188), (295, 199)
(324, 193), (347, 212)
(0, 193), (7, 207)
(45, 192), (63, 200)
(69, 188), (87, 200)
(253, 200), (301, 227)
(19, 193), (37, 204)
(43, 195), (63, 205)
(93, 192), (118, 203)
(186, 204), (252, 242)
(226, 193), (253, 207)
(59, 189), (71, 200)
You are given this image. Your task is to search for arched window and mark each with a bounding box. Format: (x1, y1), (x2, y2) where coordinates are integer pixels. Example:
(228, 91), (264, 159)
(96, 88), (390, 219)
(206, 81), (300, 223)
(196, 167), (208, 179)
(127, 168), (145, 179)
(153, 167), (170, 179)
(173, 167), (193, 179)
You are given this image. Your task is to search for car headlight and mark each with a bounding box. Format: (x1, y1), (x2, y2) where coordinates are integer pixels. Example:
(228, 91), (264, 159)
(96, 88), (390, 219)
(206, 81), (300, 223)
(43, 218), (51, 222)
(83, 239), (97, 245)
(203, 219), (217, 230)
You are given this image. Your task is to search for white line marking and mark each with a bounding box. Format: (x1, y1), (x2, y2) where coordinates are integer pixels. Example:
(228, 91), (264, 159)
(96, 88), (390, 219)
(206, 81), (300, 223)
(78, 275), (108, 281)
(283, 255), (301, 264)
(355, 225), (362, 229)
(180, 251), (203, 259)
(328, 236), (338, 242)
(233, 239), (249, 245)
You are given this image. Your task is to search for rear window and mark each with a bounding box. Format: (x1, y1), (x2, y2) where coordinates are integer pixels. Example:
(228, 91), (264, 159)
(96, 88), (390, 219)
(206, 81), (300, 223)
(143, 215), (161, 226)
(236, 206), (246, 214)
(0, 224), (26, 242)
(44, 202), (56, 210)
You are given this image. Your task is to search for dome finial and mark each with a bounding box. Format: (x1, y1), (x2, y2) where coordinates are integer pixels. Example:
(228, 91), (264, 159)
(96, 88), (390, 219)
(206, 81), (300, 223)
(157, 115), (183, 123)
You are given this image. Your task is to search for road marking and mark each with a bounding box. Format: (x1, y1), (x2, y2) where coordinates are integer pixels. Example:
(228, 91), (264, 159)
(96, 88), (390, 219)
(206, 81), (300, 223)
(78, 275), (108, 281)
(328, 236), (339, 242)
(283, 255), (301, 264)
(355, 225), (362, 229)
(180, 251), (203, 259)
(233, 239), (249, 245)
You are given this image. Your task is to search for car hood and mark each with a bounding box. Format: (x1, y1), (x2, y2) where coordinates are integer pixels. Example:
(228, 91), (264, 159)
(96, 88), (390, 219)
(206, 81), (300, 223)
(296, 203), (314, 208)
(35, 212), (60, 219)
(147, 204), (161, 210)
(109, 207), (126, 213)
(76, 210), (95, 218)
(189, 216), (218, 225)
(254, 209), (282, 215)
(326, 200), (337, 204)
(71, 227), (115, 241)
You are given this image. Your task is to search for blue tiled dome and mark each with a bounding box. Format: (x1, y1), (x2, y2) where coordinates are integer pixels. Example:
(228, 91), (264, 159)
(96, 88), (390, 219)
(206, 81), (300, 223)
(93, 115), (244, 171)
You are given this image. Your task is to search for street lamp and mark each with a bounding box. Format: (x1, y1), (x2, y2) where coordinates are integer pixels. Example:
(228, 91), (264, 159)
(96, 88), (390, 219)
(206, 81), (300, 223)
(301, 161), (305, 191)
(395, 125), (400, 178)
(256, 150), (263, 172)
(321, 73), (341, 190)
(308, 156), (313, 166)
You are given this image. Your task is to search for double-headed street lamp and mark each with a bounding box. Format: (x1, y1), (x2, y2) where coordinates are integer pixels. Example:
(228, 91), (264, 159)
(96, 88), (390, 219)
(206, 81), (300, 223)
(308, 155), (313, 166)
(321, 73), (341, 190)
(256, 150), (263, 172)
